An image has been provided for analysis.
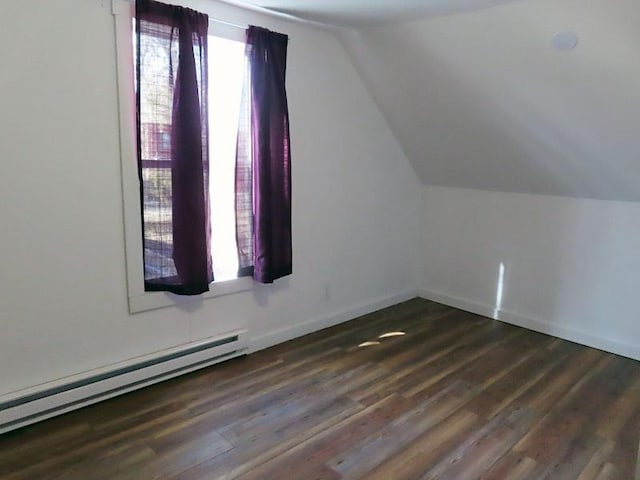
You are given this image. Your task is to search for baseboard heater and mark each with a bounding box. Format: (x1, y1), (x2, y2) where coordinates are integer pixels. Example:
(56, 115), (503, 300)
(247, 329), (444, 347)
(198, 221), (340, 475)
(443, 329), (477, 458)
(0, 330), (248, 434)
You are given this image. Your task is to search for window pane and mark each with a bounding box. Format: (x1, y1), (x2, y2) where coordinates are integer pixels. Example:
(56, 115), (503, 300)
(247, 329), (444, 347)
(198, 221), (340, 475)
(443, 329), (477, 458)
(138, 28), (246, 284)
(138, 27), (178, 281)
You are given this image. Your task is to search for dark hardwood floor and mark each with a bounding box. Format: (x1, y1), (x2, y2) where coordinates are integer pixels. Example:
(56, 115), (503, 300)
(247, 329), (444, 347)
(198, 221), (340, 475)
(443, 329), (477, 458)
(1, 298), (639, 479)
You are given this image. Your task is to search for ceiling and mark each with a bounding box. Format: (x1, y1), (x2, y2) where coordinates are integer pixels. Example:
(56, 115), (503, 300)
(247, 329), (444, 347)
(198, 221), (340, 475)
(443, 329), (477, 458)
(235, 0), (640, 201)
(338, 0), (640, 201)
(234, 0), (520, 27)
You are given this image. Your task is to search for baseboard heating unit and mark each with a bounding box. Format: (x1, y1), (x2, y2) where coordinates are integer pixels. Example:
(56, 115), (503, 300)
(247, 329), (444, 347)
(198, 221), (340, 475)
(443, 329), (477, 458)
(0, 330), (248, 434)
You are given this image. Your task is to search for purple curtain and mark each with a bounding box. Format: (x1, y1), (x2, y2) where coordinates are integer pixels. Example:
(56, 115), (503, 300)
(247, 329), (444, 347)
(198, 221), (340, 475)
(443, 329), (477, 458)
(235, 26), (292, 283)
(136, 0), (212, 295)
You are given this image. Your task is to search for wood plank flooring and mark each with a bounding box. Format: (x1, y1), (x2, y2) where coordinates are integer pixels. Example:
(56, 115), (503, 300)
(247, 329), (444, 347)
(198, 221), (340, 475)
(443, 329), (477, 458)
(1, 298), (639, 479)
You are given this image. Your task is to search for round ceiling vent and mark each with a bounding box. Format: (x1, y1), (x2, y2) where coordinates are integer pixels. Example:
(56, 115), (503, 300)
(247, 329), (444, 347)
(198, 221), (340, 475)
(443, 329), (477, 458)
(552, 31), (578, 51)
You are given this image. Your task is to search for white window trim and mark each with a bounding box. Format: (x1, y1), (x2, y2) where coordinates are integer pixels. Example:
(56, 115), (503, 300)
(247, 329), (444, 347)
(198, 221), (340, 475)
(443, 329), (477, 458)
(112, 0), (252, 314)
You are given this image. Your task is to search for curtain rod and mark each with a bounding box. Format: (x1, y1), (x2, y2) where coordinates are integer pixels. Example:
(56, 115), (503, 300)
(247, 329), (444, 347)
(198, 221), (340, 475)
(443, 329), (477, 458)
(111, 0), (246, 28)
(111, 0), (336, 30)
(210, 17), (245, 30)
(213, 0), (337, 30)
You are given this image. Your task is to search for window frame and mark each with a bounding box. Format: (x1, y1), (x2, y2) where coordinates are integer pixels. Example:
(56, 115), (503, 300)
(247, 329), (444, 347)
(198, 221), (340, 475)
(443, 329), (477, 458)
(113, 0), (252, 314)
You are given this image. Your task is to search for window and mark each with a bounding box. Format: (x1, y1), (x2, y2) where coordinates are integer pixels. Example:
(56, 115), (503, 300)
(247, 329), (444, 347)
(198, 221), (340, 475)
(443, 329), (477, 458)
(114, 0), (292, 313)
(137, 32), (246, 285)
(114, 1), (252, 312)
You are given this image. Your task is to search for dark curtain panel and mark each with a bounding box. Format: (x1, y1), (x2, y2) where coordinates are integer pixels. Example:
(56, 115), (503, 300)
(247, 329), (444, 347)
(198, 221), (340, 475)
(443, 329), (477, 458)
(235, 26), (292, 283)
(136, 0), (212, 295)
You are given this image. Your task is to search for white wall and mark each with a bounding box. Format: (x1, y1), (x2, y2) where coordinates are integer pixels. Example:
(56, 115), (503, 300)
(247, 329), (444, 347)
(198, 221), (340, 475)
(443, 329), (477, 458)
(420, 186), (640, 360)
(338, 0), (640, 360)
(0, 0), (421, 397)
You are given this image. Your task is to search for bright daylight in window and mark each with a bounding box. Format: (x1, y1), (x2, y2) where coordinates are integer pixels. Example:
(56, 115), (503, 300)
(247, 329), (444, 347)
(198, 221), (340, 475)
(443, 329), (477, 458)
(208, 36), (246, 282)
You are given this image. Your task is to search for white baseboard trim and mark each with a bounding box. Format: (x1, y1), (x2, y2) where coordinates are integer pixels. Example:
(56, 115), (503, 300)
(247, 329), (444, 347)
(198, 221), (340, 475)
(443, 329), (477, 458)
(250, 289), (420, 353)
(419, 288), (640, 361)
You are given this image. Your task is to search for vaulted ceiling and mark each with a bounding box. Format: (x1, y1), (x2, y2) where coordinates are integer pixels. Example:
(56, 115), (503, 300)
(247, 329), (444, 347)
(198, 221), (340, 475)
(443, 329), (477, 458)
(228, 0), (520, 27)
(237, 0), (640, 201)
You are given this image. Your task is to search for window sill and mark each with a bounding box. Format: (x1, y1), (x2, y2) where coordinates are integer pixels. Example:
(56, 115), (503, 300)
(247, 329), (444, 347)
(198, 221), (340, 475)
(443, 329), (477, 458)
(128, 276), (253, 314)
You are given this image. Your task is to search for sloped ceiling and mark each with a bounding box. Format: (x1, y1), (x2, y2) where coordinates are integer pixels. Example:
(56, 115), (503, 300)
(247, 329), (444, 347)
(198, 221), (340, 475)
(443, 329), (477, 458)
(241, 0), (640, 201)
(230, 0), (519, 27)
